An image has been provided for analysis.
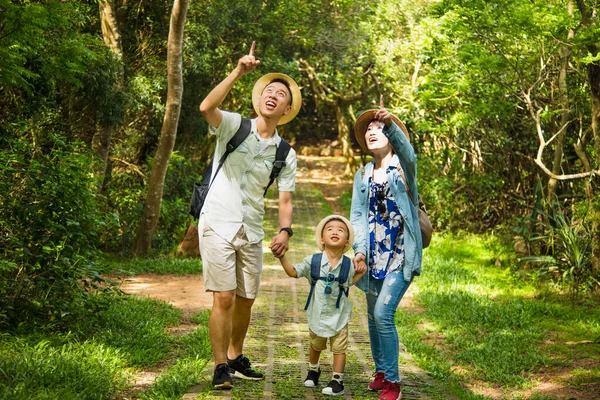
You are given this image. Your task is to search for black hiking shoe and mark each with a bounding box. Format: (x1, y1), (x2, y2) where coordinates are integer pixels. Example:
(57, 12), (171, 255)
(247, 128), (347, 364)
(227, 354), (264, 380)
(321, 379), (344, 396)
(212, 363), (233, 390)
(304, 368), (321, 387)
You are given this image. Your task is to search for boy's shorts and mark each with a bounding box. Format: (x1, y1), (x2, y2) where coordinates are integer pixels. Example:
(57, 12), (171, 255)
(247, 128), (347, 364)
(309, 324), (349, 354)
(199, 223), (263, 299)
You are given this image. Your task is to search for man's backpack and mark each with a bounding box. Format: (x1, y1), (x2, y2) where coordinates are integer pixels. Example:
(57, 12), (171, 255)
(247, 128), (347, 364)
(189, 118), (291, 219)
(304, 253), (351, 310)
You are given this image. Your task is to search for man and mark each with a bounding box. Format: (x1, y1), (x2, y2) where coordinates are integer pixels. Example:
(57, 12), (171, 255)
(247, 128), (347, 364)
(198, 41), (301, 390)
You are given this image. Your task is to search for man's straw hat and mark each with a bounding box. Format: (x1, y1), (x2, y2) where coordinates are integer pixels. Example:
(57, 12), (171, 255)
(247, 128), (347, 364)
(252, 73), (302, 125)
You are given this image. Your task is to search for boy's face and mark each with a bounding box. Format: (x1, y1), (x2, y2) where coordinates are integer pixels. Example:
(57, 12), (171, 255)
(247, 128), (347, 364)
(320, 219), (349, 251)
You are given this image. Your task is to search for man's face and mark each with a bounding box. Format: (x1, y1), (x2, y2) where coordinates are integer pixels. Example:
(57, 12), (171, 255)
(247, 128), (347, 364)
(259, 82), (292, 121)
(365, 120), (390, 153)
(321, 220), (349, 250)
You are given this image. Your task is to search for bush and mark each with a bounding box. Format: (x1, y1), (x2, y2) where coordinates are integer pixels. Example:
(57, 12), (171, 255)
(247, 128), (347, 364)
(0, 131), (104, 330)
(514, 191), (597, 301)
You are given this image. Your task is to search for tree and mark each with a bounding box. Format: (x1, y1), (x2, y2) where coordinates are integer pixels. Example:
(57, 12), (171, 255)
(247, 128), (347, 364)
(93, 0), (126, 191)
(133, 0), (189, 256)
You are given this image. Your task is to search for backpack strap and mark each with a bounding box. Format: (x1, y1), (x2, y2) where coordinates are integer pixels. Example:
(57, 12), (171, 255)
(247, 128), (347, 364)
(396, 165), (419, 207)
(218, 118), (252, 168)
(335, 255), (351, 308)
(191, 118), (251, 218)
(304, 253), (323, 311)
(206, 118), (252, 189)
(263, 138), (291, 196)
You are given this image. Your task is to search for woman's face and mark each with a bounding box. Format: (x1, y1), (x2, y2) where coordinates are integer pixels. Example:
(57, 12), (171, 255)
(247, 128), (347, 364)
(365, 120), (390, 153)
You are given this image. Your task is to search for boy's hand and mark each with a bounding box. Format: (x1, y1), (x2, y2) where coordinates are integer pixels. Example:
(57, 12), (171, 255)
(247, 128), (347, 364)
(235, 41), (260, 77)
(269, 232), (289, 258)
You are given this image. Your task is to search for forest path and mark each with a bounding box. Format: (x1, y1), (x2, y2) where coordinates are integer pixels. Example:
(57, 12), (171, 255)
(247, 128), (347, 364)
(122, 156), (451, 399)
(181, 156), (447, 399)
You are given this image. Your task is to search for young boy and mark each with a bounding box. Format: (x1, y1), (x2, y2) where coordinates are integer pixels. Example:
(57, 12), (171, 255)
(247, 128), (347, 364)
(275, 215), (366, 396)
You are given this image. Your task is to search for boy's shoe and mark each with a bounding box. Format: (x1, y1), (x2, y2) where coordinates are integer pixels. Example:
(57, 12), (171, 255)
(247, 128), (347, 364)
(227, 354), (264, 380)
(379, 380), (402, 400)
(321, 379), (344, 396)
(304, 368), (321, 388)
(368, 371), (386, 391)
(212, 363), (233, 390)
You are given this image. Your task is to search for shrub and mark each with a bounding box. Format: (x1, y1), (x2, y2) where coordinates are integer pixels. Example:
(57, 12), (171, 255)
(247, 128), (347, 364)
(0, 131), (104, 330)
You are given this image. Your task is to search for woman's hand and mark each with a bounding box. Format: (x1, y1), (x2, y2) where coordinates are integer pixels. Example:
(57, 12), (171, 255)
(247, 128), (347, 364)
(374, 95), (393, 127)
(354, 253), (367, 273)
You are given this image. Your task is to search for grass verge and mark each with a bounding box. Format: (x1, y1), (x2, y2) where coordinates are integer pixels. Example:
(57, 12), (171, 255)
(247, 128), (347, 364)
(397, 232), (600, 398)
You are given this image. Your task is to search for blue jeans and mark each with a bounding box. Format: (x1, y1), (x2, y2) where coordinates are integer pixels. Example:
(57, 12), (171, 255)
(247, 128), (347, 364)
(366, 270), (412, 383)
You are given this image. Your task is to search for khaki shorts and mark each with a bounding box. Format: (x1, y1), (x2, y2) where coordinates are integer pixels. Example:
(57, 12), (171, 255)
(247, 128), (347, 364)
(309, 324), (349, 354)
(199, 224), (263, 299)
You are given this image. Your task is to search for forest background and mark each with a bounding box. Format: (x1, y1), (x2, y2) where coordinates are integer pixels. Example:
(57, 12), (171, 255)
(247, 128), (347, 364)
(1, 0), (599, 389)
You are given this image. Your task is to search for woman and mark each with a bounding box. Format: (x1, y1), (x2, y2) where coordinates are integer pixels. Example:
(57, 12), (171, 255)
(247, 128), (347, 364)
(350, 99), (423, 400)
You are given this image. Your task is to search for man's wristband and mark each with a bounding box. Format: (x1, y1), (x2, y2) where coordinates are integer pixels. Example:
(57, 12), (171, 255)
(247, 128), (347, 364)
(280, 227), (293, 237)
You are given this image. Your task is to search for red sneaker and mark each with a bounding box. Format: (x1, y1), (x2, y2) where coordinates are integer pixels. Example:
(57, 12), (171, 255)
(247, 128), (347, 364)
(379, 380), (402, 400)
(368, 371), (385, 391)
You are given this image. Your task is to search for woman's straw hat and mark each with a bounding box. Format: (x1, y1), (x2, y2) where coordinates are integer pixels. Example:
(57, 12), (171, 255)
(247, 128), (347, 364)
(354, 109), (409, 152)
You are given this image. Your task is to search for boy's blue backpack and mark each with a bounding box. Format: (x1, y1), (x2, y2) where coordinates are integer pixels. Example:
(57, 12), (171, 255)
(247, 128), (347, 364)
(304, 253), (351, 310)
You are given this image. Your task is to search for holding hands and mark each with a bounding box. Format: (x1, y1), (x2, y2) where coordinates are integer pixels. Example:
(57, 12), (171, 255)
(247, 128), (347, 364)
(353, 253), (367, 274)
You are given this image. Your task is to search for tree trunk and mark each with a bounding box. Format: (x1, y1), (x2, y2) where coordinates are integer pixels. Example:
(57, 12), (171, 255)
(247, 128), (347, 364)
(587, 62), (600, 275)
(547, 41), (572, 203)
(94, 0), (125, 192)
(133, 0), (189, 256)
(335, 100), (356, 176)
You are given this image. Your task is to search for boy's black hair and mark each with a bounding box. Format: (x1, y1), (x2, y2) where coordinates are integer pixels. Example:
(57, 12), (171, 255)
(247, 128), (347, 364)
(268, 78), (293, 106)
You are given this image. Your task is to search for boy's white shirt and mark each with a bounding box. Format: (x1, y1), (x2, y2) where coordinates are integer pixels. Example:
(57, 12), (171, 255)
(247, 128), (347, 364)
(294, 252), (355, 338)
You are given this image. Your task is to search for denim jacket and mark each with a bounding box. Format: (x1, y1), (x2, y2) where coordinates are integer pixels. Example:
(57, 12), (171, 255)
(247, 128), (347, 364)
(350, 121), (423, 292)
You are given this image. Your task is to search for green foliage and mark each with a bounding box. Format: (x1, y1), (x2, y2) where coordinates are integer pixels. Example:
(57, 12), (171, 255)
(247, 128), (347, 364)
(98, 152), (198, 254)
(140, 358), (207, 400)
(0, 335), (129, 400)
(515, 197), (597, 302)
(0, 291), (206, 399)
(101, 256), (202, 276)
(0, 131), (106, 330)
(93, 297), (180, 366)
(398, 233), (600, 394)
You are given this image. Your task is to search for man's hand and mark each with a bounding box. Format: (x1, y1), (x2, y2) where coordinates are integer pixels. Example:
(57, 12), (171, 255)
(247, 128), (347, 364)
(374, 95), (393, 127)
(235, 41), (260, 77)
(354, 253), (367, 273)
(269, 231), (289, 259)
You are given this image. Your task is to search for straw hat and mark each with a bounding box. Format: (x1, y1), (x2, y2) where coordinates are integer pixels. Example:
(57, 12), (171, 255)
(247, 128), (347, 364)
(315, 215), (354, 253)
(354, 109), (409, 153)
(252, 73), (302, 125)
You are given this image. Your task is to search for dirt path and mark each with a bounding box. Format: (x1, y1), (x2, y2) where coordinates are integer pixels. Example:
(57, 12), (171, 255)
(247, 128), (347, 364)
(121, 156), (447, 399)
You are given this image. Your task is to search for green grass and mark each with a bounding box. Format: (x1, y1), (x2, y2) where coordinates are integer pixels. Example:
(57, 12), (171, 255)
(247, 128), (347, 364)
(397, 232), (600, 397)
(0, 335), (129, 400)
(0, 294), (211, 399)
(100, 255), (203, 275)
